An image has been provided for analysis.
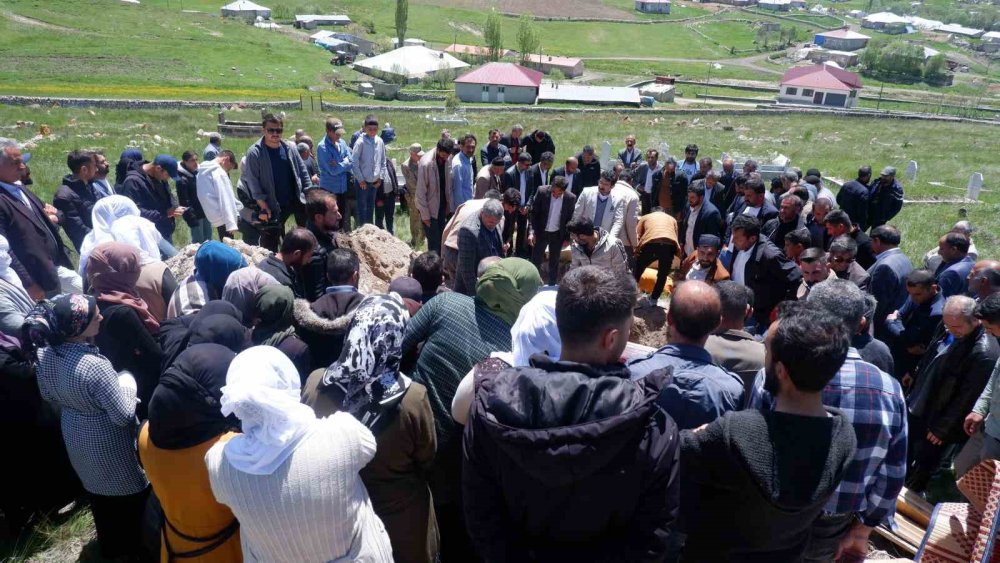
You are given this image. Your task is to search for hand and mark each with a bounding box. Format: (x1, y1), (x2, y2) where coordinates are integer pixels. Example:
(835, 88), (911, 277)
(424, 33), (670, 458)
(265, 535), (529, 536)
(965, 412), (985, 436)
(901, 373), (913, 389)
(43, 203), (58, 216)
(503, 243), (510, 254)
(926, 431), (943, 446)
(374, 179), (382, 187)
(528, 234), (536, 247)
(311, 174), (320, 185)
(46, 213), (60, 224)
(168, 207), (187, 218)
(259, 211), (271, 222)
(834, 522), (873, 563)
(886, 311), (898, 322)
(26, 284), (45, 301)
(519, 207), (528, 216)
(906, 344), (926, 356)
(359, 181), (368, 189)
(422, 219), (431, 227)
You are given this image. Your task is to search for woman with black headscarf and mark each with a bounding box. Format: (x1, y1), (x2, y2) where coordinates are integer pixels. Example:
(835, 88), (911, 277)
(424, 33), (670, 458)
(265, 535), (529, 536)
(139, 344), (243, 562)
(302, 294), (439, 563)
(250, 285), (311, 383)
(158, 300), (243, 372)
(188, 313), (248, 353)
(26, 293), (150, 560)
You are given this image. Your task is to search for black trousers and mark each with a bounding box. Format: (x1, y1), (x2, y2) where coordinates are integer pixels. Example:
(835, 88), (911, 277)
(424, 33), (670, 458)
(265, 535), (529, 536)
(90, 486), (152, 560)
(640, 191), (653, 216)
(906, 414), (954, 492)
(237, 218), (260, 246)
(259, 209), (292, 252)
(502, 210), (517, 256)
(513, 210), (530, 258)
(635, 241), (676, 301)
(532, 230), (563, 285)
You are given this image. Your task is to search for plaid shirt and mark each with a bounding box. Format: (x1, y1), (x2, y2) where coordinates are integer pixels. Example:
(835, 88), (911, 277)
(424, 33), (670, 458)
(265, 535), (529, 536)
(752, 349), (907, 528)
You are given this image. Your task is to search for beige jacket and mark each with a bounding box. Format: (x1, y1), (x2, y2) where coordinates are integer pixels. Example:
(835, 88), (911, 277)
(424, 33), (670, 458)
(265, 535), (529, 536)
(415, 152), (454, 222)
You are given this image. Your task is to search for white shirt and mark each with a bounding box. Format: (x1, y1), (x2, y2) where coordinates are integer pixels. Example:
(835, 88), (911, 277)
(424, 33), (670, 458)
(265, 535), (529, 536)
(565, 174), (574, 194)
(644, 163), (661, 193)
(732, 249), (752, 285)
(519, 170), (528, 203)
(685, 205), (701, 256)
(545, 195), (564, 233)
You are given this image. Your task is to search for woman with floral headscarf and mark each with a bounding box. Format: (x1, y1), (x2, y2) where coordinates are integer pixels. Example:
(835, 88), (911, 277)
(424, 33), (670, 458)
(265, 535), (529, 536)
(302, 294), (439, 563)
(88, 241), (163, 418)
(206, 346), (393, 562)
(25, 293), (150, 560)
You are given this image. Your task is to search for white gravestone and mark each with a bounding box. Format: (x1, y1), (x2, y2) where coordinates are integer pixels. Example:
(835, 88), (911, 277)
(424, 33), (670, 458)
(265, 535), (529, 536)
(905, 160), (918, 183)
(967, 173), (983, 201)
(600, 141), (612, 171)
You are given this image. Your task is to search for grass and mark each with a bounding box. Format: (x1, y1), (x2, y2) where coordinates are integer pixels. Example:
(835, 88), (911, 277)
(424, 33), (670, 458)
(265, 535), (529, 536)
(0, 104), (997, 261)
(1, 504), (110, 562)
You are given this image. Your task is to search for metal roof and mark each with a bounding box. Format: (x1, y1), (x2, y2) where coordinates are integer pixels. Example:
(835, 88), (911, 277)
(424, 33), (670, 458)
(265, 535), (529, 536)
(780, 63), (862, 91)
(455, 63), (544, 87)
(353, 46), (469, 79)
(816, 28), (870, 40)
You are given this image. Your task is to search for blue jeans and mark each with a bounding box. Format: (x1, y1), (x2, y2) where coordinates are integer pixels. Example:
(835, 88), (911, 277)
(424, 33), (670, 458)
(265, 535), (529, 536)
(375, 192), (395, 234)
(188, 218), (213, 244)
(158, 238), (178, 260)
(355, 182), (377, 226)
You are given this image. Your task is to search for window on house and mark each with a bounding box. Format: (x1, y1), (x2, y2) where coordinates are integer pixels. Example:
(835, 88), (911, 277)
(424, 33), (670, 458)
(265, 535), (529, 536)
(498, 87), (505, 93)
(482, 86), (489, 92)
(802, 89), (814, 96)
(785, 87), (798, 95)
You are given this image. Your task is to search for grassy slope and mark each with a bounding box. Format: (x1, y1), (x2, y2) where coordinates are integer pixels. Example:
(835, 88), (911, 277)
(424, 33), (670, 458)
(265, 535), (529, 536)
(1, 105), (996, 259)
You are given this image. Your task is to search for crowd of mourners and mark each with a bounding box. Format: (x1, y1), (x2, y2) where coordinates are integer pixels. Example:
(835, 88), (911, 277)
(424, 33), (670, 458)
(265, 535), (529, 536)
(2, 113), (1000, 563)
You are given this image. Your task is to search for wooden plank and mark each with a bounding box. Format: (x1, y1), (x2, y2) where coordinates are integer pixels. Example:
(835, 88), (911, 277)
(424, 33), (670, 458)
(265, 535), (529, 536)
(896, 487), (933, 528)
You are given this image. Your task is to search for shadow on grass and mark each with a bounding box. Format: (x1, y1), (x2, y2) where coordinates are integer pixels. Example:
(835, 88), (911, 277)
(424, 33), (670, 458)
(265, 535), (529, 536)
(0, 502), (111, 562)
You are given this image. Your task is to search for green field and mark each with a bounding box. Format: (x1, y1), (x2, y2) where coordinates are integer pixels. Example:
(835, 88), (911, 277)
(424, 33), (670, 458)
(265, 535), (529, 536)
(1, 104), (996, 259)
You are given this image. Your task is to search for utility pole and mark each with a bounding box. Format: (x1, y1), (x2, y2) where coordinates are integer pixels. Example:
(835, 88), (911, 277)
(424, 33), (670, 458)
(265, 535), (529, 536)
(876, 81), (884, 110)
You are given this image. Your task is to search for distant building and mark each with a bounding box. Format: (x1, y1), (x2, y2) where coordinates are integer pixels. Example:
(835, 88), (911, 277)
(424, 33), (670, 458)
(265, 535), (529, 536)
(936, 23), (985, 38)
(444, 43), (516, 59)
(220, 0), (271, 20)
(984, 31), (1000, 44)
(813, 28), (870, 51)
(702, 0), (757, 6)
(759, 0), (791, 11)
(454, 63), (543, 104)
(391, 37), (427, 48)
(537, 84), (641, 107)
(806, 48), (860, 67)
(778, 63), (863, 108)
(635, 0), (672, 14)
(522, 54), (584, 78)
(353, 46), (469, 84)
(330, 33), (377, 56)
(861, 12), (909, 34)
(293, 15), (351, 29)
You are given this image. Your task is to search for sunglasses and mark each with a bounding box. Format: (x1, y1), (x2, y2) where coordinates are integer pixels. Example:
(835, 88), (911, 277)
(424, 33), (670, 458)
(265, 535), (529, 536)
(266, 127), (284, 134)
(830, 256), (851, 263)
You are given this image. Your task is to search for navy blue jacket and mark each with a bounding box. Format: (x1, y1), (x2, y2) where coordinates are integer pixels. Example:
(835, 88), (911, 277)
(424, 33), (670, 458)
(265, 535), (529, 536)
(936, 256), (975, 298)
(868, 248), (913, 342)
(52, 174), (98, 252)
(680, 200), (722, 252)
(119, 160), (178, 241)
(886, 293), (944, 378)
(868, 179), (904, 230)
(837, 179), (871, 231)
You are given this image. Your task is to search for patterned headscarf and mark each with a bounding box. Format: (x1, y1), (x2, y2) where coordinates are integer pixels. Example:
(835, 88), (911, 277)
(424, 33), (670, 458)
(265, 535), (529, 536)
(22, 293), (98, 353)
(322, 294), (410, 430)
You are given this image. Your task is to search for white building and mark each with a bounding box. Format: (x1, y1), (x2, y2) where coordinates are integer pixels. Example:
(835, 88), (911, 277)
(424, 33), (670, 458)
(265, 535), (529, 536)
(294, 15), (351, 29)
(936, 23), (985, 38)
(353, 46), (469, 84)
(778, 63), (863, 108)
(220, 0), (271, 20)
(635, 0), (672, 14)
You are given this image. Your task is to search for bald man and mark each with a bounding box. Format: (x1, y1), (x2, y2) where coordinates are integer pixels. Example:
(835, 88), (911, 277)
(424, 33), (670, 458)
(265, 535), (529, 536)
(968, 260), (1000, 301)
(628, 280), (746, 429)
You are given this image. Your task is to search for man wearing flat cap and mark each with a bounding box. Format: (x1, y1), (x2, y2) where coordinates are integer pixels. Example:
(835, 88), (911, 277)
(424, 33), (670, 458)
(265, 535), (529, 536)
(679, 234), (730, 285)
(868, 166), (903, 231)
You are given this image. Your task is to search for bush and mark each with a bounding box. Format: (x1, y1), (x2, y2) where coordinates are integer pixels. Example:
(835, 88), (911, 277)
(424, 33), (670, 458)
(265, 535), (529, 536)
(445, 93), (460, 111)
(362, 19), (376, 34)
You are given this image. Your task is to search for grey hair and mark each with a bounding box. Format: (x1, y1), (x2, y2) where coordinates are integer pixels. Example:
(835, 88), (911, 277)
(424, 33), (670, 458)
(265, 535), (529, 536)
(813, 197), (834, 210)
(944, 295), (977, 319)
(481, 199), (504, 219)
(863, 294), (877, 323)
(512, 124), (524, 132)
(782, 170), (799, 183)
(477, 255), (501, 277)
(707, 169), (722, 180)
(807, 278), (866, 332)
(953, 220), (974, 236)
(829, 235), (858, 257)
(296, 142), (310, 154)
(0, 138), (21, 163)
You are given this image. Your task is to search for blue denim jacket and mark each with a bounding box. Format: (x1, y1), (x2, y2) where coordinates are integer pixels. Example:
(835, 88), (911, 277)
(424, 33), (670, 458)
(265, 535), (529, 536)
(317, 135), (352, 194)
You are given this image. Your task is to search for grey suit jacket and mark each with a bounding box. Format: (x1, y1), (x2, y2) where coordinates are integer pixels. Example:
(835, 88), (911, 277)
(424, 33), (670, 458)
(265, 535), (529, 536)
(705, 329), (765, 402)
(572, 186), (625, 241)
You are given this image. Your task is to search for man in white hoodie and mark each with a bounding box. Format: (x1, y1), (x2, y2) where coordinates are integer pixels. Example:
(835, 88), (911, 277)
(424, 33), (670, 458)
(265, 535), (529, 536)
(196, 150), (240, 240)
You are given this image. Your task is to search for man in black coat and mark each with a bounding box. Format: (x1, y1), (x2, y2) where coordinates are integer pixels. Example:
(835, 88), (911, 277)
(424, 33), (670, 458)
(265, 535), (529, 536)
(729, 214), (802, 332)
(299, 190), (341, 302)
(679, 182), (722, 257)
(175, 150), (212, 243)
(824, 209), (876, 269)
(576, 145), (602, 191)
(552, 156), (583, 198)
(463, 266), (679, 562)
(522, 129), (555, 166)
(837, 165), (873, 231)
(52, 149), (99, 252)
(0, 140), (75, 298)
(502, 153), (537, 258)
(724, 176), (778, 245)
(499, 124), (524, 162)
(118, 154), (182, 243)
(633, 149), (663, 216)
(529, 177), (576, 285)
(529, 151), (555, 189)
(618, 134), (642, 169)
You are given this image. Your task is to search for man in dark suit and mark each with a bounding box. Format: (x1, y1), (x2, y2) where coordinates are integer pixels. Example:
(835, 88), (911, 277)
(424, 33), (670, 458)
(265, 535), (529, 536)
(680, 182), (722, 258)
(934, 232), (976, 298)
(719, 156), (737, 193)
(824, 209), (876, 269)
(529, 176), (576, 285)
(522, 129), (555, 166)
(0, 139), (75, 299)
(724, 176), (777, 245)
(837, 165), (873, 231)
(499, 124), (524, 162)
(119, 154), (182, 243)
(501, 153), (536, 258)
(552, 156), (582, 198)
(529, 151), (555, 189)
(633, 149), (663, 216)
(729, 214), (802, 333)
(618, 134), (642, 170)
(575, 145), (601, 191)
(868, 224), (913, 341)
(704, 170), (733, 215)
(53, 149), (99, 252)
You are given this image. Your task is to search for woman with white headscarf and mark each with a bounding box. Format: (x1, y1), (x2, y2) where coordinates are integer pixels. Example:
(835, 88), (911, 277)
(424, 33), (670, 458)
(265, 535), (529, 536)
(110, 215), (178, 321)
(0, 235), (35, 335)
(205, 346), (393, 562)
(302, 294), (439, 563)
(79, 195), (143, 276)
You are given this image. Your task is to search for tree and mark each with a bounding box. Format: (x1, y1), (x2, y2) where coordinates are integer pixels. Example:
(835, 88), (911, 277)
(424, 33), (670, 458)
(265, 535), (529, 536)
(923, 54), (947, 84)
(516, 14), (539, 65)
(395, 0), (408, 46)
(484, 9), (504, 62)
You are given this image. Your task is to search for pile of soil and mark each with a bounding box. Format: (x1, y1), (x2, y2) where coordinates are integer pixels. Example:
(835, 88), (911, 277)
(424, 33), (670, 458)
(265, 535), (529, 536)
(631, 305), (670, 349)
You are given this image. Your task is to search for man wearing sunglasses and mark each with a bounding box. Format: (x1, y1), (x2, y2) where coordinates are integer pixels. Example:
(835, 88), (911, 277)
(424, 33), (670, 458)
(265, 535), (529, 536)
(242, 113), (313, 251)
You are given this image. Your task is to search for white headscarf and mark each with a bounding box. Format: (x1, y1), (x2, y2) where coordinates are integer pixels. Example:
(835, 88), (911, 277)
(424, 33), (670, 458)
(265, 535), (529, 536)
(78, 195), (141, 274)
(511, 288), (561, 367)
(220, 346), (318, 475)
(109, 215), (163, 266)
(0, 235), (23, 289)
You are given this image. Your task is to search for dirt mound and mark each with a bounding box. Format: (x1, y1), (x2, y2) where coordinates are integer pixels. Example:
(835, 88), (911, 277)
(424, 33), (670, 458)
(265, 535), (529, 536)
(166, 227), (417, 295)
(631, 305), (669, 348)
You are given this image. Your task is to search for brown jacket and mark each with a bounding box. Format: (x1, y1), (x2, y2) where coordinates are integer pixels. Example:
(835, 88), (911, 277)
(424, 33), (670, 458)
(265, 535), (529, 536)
(636, 211), (679, 252)
(302, 373), (440, 563)
(415, 151), (454, 222)
(678, 254), (730, 283)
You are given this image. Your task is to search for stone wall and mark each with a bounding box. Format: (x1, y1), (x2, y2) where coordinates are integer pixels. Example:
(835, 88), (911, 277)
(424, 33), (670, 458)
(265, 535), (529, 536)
(0, 96), (302, 111)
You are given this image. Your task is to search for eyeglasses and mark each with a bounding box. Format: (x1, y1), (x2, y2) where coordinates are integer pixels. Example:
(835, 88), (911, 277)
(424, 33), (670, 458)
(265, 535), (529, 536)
(830, 256), (851, 263)
(266, 127), (284, 134)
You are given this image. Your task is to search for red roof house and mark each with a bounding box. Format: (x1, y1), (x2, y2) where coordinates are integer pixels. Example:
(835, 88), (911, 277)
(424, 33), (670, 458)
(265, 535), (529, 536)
(454, 63), (544, 104)
(778, 63), (863, 108)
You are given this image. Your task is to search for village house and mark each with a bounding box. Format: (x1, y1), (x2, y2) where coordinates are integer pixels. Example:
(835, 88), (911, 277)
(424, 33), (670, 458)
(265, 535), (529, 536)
(778, 63), (863, 108)
(522, 54), (585, 78)
(635, 0), (672, 14)
(454, 63), (543, 104)
(813, 28), (870, 51)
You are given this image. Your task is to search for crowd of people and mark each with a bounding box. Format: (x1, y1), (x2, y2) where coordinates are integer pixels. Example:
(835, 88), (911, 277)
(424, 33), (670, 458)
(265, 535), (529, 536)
(2, 115), (1000, 563)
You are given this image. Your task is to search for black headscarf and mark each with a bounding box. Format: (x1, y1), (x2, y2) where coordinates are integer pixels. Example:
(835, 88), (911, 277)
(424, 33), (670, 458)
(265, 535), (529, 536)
(159, 300), (244, 372)
(197, 300), (244, 325)
(188, 314), (248, 353)
(148, 344), (238, 450)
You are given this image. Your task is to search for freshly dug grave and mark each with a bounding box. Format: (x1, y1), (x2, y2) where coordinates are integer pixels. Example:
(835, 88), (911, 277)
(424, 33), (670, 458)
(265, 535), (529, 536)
(631, 304), (670, 349)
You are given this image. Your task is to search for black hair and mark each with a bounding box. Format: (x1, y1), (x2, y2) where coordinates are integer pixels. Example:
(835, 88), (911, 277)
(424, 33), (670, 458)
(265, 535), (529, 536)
(785, 228), (812, 248)
(716, 281), (753, 322)
(746, 177), (766, 194)
(517, 152), (533, 164)
(502, 188), (522, 208)
(731, 214), (761, 239)
(823, 209), (852, 228)
(557, 267), (636, 343)
(566, 216), (596, 236)
(906, 269), (937, 288)
(363, 114), (379, 127)
(772, 306), (849, 392)
(281, 227), (317, 255)
(436, 138), (456, 154)
(540, 151), (554, 162)
(181, 150), (197, 163)
(491, 157), (506, 167)
(599, 169), (617, 184)
(66, 149), (94, 174)
(411, 251), (444, 293)
(483, 189), (502, 200)
(944, 232), (971, 254)
(305, 188), (337, 219)
(326, 248), (360, 286)
(687, 182), (706, 197)
(219, 149), (238, 169)
(617, 168), (632, 183)
(685, 143), (699, 153)
(262, 113), (283, 127)
(870, 225), (901, 246)
(858, 165), (872, 178)
(552, 176), (567, 189)
(799, 248), (827, 264)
